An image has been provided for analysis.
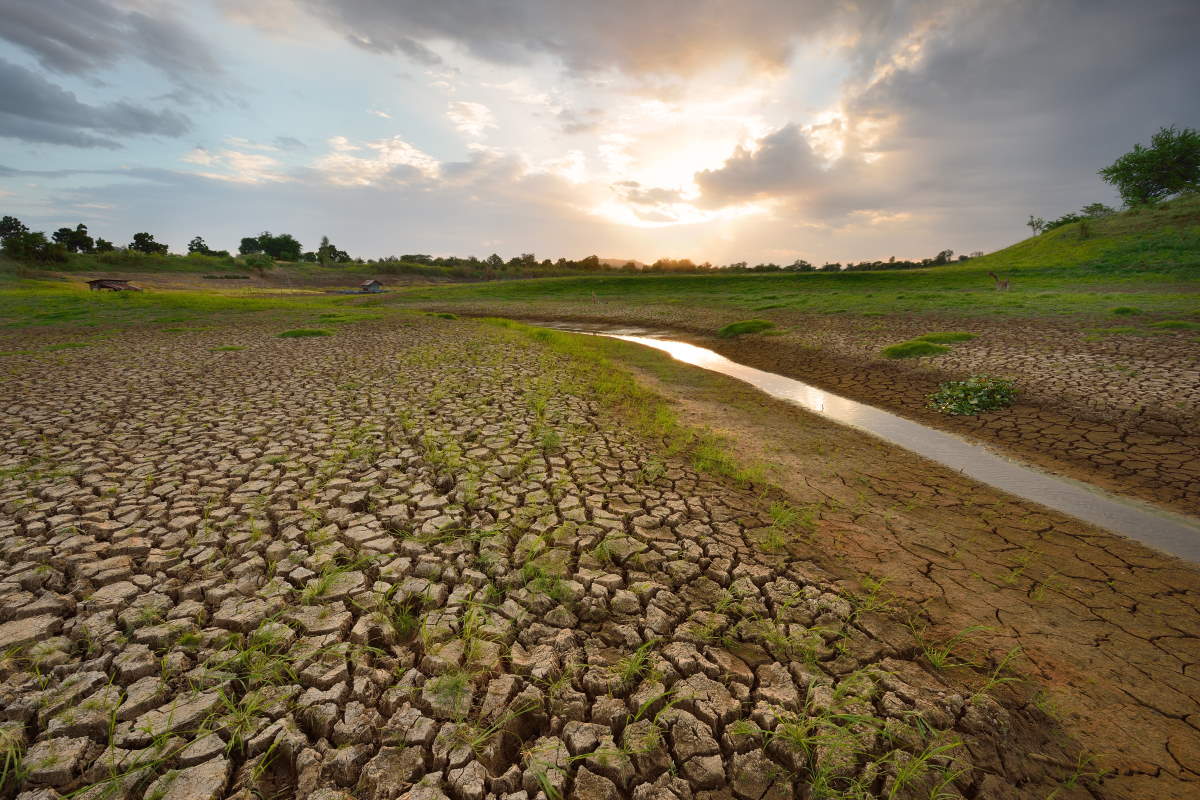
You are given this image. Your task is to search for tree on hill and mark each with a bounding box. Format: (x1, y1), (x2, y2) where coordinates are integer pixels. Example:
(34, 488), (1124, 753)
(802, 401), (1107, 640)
(188, 236), (231, 258)
(316, 235), (350, 265)
(95, 238), (115, 252)
(1100, 125), (1200, 205)
(129, 232), (168, 254)
(240, 231), (302, 261)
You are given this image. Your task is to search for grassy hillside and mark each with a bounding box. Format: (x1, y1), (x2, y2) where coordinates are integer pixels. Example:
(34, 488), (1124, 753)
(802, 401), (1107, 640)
(391, 194), (1200, 317)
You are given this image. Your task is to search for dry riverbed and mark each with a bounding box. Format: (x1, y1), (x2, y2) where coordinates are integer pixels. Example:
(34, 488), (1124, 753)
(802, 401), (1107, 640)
(0, 315), (1188, 800)
(409, 301), (1200, 516)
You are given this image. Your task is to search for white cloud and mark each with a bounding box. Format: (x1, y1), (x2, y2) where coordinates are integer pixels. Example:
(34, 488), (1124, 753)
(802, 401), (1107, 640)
(446, 101), (496, 139)
(313, 135), (441, 186)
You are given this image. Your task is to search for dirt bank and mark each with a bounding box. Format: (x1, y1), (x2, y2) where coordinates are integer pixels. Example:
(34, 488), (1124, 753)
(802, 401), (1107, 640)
(614, 348), (1200, 800)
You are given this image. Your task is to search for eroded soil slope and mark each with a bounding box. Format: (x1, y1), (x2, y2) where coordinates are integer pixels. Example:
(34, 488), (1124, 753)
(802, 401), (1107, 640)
(0, 318), (1085, 799)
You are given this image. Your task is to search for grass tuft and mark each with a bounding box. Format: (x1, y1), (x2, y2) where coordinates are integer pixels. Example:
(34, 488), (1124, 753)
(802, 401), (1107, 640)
(914, 331), (977, 343)
(1110, 306), (1141, 315)
(1148, 319), (1200, 330)
(881, 340), (950, 359)
(210, 345), (245, 351)
(717, 319), (775, 337)
(277, 328), (332, 338)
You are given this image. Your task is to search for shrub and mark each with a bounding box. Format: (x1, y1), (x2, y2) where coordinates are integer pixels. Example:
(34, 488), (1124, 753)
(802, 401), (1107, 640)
(433, 312), (457, 319)
(277, 328), (331, 338)
(881, 340), (950, 359)
(1110, 306), (1141, 315)
(718, 319), (775, 337)
(929, 376), (1017, 415)
(914, 331), (977, 344)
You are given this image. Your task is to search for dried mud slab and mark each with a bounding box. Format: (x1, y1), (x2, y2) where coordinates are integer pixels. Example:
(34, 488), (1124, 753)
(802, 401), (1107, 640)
(0, 319), (1097, 799)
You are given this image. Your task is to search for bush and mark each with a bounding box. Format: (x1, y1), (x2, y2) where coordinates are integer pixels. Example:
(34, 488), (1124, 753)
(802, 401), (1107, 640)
(717, 319), (775, 337)
(881, 340), (950, 359)
(914, 331), (977, 343)
(277, 328), (332, 338)
(929, 376), (1017, 415)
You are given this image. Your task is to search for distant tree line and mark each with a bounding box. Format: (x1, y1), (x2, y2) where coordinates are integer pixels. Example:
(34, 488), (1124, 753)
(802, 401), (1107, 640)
(1, 215), (975, 277)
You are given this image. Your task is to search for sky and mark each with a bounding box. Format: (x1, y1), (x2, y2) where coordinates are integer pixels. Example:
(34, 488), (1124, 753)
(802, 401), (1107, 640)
(0, 0), (1198, 264)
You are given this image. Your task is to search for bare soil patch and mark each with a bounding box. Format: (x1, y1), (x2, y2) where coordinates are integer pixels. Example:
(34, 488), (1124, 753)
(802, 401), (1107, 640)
(624, 358), (1200, 800)
(0, 318), (1095, 799)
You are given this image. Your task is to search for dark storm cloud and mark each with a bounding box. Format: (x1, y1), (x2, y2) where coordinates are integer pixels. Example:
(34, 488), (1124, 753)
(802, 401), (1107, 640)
(0, 58), (191, 148)
(289, 0), (860, 75)
(0, 0), (220, 80)
(695, 0), (1200, 225)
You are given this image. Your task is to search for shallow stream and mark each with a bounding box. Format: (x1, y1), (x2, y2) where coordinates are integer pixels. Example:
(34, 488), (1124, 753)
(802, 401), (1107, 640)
(542, 322), (1200, 562)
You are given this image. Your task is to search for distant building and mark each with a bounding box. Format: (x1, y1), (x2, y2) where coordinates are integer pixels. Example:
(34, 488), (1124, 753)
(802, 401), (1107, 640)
(359, 279), (384, 293)
(87, 279), (141, 292)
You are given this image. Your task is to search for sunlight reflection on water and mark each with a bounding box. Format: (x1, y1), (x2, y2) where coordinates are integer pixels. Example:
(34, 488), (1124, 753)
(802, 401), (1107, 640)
(558, 327), (1200, 562)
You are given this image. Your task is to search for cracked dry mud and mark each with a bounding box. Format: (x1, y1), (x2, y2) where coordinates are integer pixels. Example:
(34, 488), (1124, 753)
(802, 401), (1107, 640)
(412, 302), (1200, 515)
(2, 318), (1085, 800)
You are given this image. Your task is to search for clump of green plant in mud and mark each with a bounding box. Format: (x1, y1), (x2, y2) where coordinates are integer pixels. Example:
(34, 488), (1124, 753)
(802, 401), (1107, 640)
(881, 340), (950, 359)
(718, 319), (775, 337)
(928, 376), (1017, 415)
(1110, 306), (1141, 316)
(914, 331), (977, 343)
(278, 328), (332, 337)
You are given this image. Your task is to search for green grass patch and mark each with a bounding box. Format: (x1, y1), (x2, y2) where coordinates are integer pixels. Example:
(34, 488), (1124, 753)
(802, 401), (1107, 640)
(210, 345), (245, 352)
(718, 319), (775, 337)
(1110, 306), (1141, 315)
(1148, 319), (1200, 330)
(914, 331), (977, 343)
(277, 328), (332, 338)
(881, 340), (950, 359)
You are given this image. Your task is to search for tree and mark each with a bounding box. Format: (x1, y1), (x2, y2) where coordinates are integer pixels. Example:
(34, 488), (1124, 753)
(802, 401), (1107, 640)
(1099, 125), (1200, 205)
(52, 224), (93, 253)
(932, 249), (954, 266)
(2, 230), (67, 263)
(0, 215), (27, 240)
(1080, 202), (1116, 218)
(188, 236), (209, 254)
(1026, 215), (1046, 235)
(95, 238), (115, 252)
(239, 236), (263, 255)
(129, 232), (168, 254)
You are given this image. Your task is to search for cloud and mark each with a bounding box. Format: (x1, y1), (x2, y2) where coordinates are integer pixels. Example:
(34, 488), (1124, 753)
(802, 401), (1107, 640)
(446, 101), (496, 139)
(312, 135), (441, 185)
(695, 124), (826, 204)
(0, 58), (191, 148)
(242, 0), (865, 78)
(0, 0), (220, 81)
(181, 147), (288, 183)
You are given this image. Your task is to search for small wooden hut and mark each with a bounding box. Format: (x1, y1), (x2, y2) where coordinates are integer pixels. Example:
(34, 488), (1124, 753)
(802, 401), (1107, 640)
(87, 279), (141, 292)
(359, 279), (384, 293)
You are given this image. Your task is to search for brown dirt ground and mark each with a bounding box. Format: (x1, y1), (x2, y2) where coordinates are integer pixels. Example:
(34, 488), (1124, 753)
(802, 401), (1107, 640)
(416, 301), (1200, 516)
(620, 357), (1200, 800)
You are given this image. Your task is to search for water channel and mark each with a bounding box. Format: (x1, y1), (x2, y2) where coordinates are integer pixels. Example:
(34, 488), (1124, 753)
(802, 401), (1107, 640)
(539, 322), (1200, 563)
